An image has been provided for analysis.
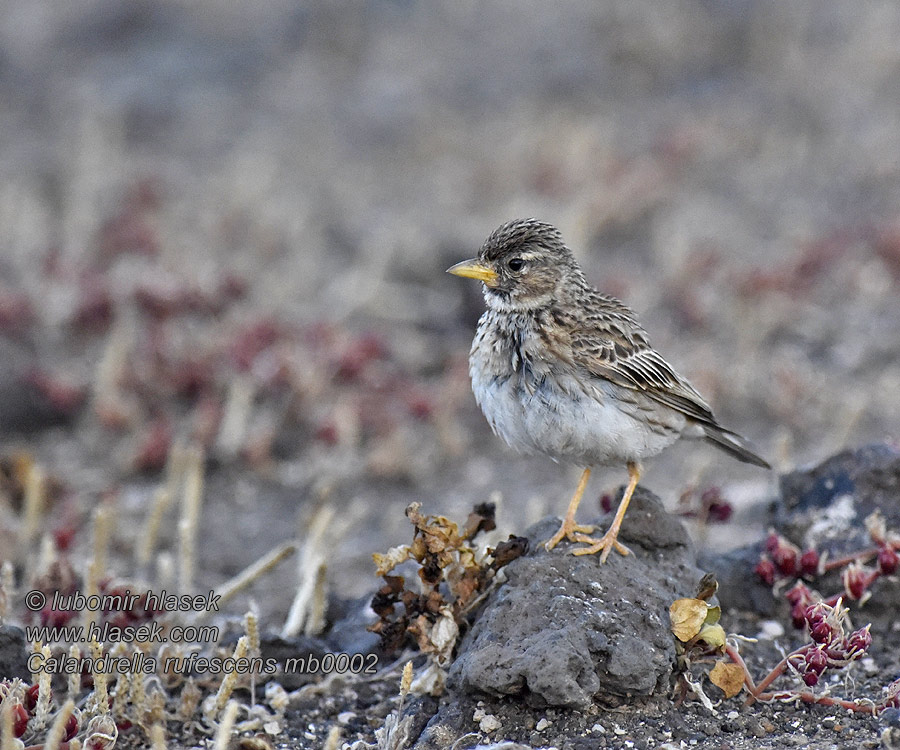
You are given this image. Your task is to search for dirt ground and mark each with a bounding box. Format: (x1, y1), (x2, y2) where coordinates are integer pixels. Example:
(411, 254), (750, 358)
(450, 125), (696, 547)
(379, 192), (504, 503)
(1, 2), (900, 749)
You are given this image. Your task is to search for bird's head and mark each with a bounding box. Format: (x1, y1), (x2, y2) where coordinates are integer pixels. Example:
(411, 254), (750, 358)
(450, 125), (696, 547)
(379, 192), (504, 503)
(447, 219), (584, 311)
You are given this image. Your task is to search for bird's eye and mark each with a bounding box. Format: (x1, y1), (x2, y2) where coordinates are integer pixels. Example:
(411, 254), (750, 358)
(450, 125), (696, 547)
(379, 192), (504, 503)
(507, 258), (525, 272)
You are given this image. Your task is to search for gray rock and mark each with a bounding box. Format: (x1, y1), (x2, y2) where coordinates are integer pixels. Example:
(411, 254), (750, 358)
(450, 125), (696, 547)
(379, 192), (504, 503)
(0, 625), (29, 681)
(448, 487), (702, 709)
(702, 443), (900, 616)
(0, 340), (83, 434)
(881, 708), (900, 728)
(258, 634), (332, 690)
(325, 594), (382, 657)
(698, 542), (777, 616)
(776, 443), (900, 555)
(413, 699), (472, 750)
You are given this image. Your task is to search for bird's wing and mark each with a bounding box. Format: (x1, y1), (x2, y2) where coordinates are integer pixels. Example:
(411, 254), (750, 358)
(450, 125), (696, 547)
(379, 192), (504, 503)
(565, 296), (719, 427)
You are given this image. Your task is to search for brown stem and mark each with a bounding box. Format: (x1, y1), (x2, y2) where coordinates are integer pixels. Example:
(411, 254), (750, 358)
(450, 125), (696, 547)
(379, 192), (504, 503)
(745, 654), (791, 706)
(759, 690), (878, 715)
(822, 547), (878, 572)
(724, 643), (758, 694)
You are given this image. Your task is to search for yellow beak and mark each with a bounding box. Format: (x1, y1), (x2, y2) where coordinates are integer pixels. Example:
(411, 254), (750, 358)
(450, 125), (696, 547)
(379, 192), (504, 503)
(446, 259), (499, 286)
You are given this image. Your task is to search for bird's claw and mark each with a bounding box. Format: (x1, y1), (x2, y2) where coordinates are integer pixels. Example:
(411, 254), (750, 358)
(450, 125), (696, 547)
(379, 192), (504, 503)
(571, 532), (631, 563)
(544, 519), (596, 551)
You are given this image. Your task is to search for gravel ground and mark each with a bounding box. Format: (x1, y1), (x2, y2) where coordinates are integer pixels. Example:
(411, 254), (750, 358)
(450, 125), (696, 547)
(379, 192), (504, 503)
(1, 2), (900, 748)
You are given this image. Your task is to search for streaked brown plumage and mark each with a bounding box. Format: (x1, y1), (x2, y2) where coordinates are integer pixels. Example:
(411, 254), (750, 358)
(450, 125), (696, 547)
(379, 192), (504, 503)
(448, 218), (770, 562)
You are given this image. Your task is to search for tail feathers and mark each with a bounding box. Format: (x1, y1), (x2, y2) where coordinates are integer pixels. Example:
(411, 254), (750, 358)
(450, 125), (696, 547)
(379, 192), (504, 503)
(703, 426), (771, 469)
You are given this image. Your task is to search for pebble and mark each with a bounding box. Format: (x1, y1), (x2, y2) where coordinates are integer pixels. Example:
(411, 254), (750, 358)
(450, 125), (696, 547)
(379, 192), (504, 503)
(479, 714), (502, 733)
(883, 727), (900, 750)
(337, 712), (355, 724)
(591, 723), (606, 734)
(755, 619), (785, 640)
(535, 718), (551, 732)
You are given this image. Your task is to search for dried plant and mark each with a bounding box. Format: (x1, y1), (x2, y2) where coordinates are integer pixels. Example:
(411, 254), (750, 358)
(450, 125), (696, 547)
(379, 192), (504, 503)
(369, 502), (527, 693)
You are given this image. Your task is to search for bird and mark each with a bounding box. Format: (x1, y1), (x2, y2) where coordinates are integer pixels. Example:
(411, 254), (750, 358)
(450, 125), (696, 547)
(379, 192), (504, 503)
(447, 218), (770, 563)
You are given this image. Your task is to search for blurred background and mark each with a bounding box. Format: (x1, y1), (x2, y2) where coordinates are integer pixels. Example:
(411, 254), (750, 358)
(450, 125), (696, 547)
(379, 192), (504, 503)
(1, 0), (899, 608)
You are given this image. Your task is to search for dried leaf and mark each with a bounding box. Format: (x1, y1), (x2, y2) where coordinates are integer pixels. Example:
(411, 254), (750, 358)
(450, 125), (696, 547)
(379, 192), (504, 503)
(695, 573), (718, 602)
(405, 502), (424, 524)
(457, 547), (478, 570)
(491, 535), (529, 569)
(670, 598), (709, 642)
(452, 568), (482, 610)
(371, 575), (405, 617)
(418, 556), (443, 585)
(429, 609), (459, 664)
(420, 516), (461, 554)
(410, 613), (433, 654)
(462, 502), (497, 539)
(709, 661), (745, 698)
(373, 545), (411, 576)
(410, 536), (427, 561)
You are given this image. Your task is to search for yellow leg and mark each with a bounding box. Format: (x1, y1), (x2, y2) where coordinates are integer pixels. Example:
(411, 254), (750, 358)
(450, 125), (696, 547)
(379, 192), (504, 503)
(544, 467), (596, 550)
(573, 461), (641, 563)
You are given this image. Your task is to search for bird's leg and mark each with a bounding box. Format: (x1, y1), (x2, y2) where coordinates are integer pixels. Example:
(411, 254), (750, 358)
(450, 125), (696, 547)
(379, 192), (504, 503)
(573, 461), (641, 563)
(544, 467), (596, 550)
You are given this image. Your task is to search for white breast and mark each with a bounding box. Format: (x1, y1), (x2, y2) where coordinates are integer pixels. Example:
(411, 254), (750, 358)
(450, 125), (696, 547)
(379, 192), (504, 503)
(469, 315), (682, 467)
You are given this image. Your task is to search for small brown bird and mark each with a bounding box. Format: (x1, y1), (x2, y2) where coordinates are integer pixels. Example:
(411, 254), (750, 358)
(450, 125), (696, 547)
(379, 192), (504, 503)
(448, 219), (770, 563)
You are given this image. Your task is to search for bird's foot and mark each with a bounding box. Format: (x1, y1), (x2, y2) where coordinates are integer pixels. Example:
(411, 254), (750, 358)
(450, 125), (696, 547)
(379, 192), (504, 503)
(544, 518), (596, 551)
(572, 530), (631, 563)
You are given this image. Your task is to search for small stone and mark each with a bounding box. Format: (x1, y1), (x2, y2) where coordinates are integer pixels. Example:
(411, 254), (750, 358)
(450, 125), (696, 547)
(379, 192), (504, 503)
(479, 714), (502, 733)
(614, 724), (627, 736)
(883, 727), (900, 750)
(337, 712), (355, 725)
(881, 708), (900, 728)
(473, 707), (486, 722)
(591, 723), (606, 734)
(755, 620), (785, 640)
(726, 711), (739, 720)
(536, 718), (551, 732)
(749, 722), (766, 738)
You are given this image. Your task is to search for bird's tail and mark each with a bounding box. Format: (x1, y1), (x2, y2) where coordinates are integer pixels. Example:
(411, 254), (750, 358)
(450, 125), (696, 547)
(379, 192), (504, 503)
(703, 426), (771, 469)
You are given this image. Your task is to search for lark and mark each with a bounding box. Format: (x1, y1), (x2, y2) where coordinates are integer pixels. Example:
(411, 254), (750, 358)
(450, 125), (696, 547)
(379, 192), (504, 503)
(448, 219), (770, 563)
